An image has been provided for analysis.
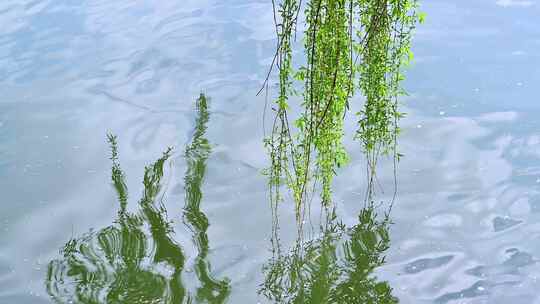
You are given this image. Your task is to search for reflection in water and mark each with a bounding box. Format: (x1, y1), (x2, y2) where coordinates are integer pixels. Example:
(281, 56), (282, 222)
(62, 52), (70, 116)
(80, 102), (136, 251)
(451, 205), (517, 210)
(261, 206), (397, 304)
(45, 94), (230, 303)
(183, 95), (231, 303)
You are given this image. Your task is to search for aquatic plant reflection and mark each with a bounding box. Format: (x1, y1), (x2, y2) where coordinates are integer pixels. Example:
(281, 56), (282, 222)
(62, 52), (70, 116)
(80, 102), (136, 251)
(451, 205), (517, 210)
(261, 205), (397, 304)
(46, 94), (230, 304)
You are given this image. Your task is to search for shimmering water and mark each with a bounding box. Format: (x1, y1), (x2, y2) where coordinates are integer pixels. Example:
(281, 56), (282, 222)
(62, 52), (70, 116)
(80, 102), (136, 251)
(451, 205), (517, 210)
(1, 0), (540, 303)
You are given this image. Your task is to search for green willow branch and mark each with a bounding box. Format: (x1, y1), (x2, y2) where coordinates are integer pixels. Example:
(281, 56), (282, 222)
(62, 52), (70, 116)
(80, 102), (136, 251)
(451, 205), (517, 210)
(264, 0), (423, 214)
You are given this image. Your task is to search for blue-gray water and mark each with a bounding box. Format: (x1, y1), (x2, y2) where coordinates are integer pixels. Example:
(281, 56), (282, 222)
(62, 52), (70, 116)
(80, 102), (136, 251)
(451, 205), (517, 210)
(1, 0), (540, 303)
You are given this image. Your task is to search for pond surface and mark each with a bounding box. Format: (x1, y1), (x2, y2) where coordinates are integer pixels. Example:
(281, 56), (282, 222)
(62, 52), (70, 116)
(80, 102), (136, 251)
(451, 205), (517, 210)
(1, 0), (540, 303)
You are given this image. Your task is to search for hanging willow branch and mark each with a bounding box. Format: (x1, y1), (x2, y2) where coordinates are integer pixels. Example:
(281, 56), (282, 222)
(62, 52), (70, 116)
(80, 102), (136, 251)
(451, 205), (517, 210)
(264, 0), (423, 217)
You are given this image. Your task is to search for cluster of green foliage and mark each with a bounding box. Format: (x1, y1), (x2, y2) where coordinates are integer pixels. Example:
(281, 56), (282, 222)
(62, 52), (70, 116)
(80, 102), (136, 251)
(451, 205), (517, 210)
(263, 0), (423, 215)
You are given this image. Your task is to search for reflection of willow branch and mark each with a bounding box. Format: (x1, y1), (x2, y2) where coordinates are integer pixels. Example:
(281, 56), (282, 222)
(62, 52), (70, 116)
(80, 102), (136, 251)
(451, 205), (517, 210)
(46, 95), (229, 304)
(139, 146), (187, 303)
(182, 94), (231, 303)
(46, 135), (186, 303)
(260, 205), (398, 304)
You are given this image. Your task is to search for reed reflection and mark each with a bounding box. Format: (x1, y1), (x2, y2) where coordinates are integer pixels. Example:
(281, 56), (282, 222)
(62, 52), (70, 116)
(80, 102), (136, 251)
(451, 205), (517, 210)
(46, 94), (230, 304)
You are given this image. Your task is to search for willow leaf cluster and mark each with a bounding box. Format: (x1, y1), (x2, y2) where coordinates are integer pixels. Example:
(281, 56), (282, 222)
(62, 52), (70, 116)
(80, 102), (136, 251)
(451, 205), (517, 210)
(264, 0), (422, 212)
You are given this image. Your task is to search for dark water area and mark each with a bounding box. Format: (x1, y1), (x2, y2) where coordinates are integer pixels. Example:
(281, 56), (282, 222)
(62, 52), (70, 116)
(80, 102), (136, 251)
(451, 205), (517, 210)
(1, 0), (540, 303)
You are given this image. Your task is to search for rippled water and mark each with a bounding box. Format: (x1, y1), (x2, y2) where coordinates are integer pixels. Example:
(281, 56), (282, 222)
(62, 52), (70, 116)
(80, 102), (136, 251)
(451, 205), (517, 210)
(1, 0), (540, 303)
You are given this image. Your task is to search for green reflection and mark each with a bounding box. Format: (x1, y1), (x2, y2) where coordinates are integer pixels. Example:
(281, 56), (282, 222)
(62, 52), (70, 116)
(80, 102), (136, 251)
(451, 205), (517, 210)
(260, 206), (397, 304)
(46, 94), (229, 304)
(183, 94), (231, 303)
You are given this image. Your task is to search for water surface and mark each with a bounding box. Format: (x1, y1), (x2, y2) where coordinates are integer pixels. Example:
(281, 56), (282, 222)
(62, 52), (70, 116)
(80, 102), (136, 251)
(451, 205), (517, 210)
(1, 0), (540, 303)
